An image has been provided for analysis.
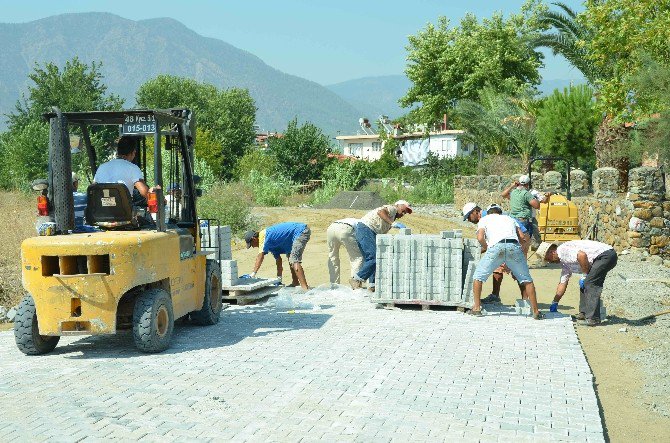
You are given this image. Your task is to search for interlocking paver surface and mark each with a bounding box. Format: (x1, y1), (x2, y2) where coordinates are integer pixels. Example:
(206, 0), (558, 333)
(0, 288), (604, 442)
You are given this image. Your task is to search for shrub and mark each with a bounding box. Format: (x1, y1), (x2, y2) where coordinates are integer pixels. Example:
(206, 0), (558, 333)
(268, 118), (331, 183)
(198, 182), (255, 234)
(242, 170), (296, 206)
(311, 159), (373, 205)
(234, 149), (279, 179)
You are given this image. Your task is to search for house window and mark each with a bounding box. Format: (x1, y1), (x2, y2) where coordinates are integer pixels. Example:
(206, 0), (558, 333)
(348, 143), (363, 156)
(372, 142), (382, 152)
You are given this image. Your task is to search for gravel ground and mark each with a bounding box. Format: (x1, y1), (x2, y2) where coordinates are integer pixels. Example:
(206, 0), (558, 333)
(601, 253), (670, 417)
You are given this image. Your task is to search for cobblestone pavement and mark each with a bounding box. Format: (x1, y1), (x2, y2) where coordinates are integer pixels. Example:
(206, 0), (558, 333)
(0, 289), (604, 442)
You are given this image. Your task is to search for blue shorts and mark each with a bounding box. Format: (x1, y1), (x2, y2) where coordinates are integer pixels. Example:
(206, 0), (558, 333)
(473, 242), (533, 284)
(516, 219), (533, 236)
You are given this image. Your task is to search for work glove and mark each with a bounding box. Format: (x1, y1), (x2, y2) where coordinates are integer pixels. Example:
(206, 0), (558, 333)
(392, 222), (407, 229)
(579, 277), (586, 290)
(240, 273), (255, 279)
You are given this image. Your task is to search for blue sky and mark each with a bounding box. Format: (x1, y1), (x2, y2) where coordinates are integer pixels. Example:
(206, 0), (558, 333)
(3, 0), (586, 85)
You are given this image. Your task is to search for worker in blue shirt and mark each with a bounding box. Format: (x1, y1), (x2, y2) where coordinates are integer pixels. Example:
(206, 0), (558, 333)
(244, 222), (311, 290)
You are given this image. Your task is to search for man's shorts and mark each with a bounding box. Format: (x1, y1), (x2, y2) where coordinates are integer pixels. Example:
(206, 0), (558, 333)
(516, 218), (533, 237)
(288, 226), (311, 264)
(473, 241), (533, 284)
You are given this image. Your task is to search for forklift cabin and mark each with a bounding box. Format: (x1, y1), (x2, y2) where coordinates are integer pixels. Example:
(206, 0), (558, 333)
(15, 108), (223, 355)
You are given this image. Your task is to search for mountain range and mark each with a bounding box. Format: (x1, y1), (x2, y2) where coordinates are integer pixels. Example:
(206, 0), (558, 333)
(0, 13), (366, 134)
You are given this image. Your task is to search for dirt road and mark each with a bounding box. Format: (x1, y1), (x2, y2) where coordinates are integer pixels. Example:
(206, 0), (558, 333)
(234, 207), (670, 443)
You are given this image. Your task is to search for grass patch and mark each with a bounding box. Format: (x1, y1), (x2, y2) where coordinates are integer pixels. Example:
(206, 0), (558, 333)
(0, 191), (36, 307)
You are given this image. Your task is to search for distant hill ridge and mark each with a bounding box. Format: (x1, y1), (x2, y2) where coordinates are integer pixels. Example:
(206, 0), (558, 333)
(0, 12), (362, 134)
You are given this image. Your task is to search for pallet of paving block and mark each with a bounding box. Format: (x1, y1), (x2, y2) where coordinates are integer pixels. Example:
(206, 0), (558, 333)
(222, 285), (282, 305)
(371, 298), (469, 311)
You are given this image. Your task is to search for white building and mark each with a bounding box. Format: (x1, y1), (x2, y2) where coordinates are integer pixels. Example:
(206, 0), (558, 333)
(336, 134), (384, 161)
(335, 129), (470, 165)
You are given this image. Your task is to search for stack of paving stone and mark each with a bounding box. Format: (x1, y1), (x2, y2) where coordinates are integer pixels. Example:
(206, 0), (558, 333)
(373, 229), (481, 307)
(200, 224), (281, 304)
(200, 225), (233, 261)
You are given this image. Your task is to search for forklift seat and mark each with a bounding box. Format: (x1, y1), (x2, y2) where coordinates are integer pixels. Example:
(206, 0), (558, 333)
(85, 183), (137, 229)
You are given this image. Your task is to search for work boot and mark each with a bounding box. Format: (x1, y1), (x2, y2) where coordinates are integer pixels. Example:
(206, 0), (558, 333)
(349, 278), (363, 290)
(481, 294), (501, 304)
(578, 317), (601, 327)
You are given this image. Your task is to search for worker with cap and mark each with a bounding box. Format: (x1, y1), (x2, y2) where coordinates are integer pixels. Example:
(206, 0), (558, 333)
(326, 217), (363, 285)
(462, 202), (530, 303)
(537, 240), (617, 326)
(244, 222), (311, 291)
(501, 175), (542, 249)
(470, 209), (544, 319)
(350, 200), (413, 291)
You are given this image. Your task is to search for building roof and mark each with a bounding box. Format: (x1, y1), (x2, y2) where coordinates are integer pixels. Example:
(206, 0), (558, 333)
(335, 134), (381, 141)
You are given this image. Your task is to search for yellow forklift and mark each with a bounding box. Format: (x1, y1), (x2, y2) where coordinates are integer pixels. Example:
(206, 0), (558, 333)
(528, 156), (581, 243)
(15, 108), (223, 354)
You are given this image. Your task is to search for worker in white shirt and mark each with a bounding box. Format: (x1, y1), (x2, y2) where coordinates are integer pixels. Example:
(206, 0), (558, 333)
(326, 218), (363, 284)
(471, 212), (544, 319)
(94, 136), (159, 198)
(537, 240), (618, 326)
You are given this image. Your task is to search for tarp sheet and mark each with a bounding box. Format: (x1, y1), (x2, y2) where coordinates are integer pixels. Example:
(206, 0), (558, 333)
(401, 138), (430, 166)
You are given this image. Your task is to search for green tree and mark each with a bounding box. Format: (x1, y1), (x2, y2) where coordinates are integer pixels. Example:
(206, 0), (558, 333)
(1, 58), (122, 188)
(582, 0), (670, 120)
(9, 57), (123, 129)
(136, 75), (256, 179)
(268, 118), (331, 183)
(536, 85), (599, 167)
(533, 2), (601, 85)
(455, 88), (541, 166)
(400, 0), (546, 124)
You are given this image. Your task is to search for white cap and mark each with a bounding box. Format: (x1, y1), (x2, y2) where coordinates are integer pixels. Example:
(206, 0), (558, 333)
(462, 202), (478, 220)
(72, 172), (79, 183)
(536, 242), (557, 262)
(394, 200), (413, 213)
(519, 174), (530, 185)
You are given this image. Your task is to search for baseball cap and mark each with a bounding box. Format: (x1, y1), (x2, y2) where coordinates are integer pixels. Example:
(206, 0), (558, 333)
(519, 174), (531, 185)
(72, 172), (79, 183)
(394, 200), (413, 213)
(486, 203), (502, 212)
(462, 202), (478, 221)
(244, 230), (258, 248)
(536, 242), (557, 262)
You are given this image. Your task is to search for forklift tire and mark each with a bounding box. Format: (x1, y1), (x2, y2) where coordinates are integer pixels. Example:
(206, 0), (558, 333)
(191, 260), (223, 326)
(132, 289), (174, 353)
(14, 295), (60, 355)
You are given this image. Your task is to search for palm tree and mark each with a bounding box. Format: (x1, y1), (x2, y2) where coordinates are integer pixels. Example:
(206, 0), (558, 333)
(532, 2), (602, 85)
(534, 2), (629, 176)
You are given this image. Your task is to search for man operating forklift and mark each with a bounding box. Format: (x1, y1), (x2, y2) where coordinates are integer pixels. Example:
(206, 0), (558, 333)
(94, 135), (159, 198)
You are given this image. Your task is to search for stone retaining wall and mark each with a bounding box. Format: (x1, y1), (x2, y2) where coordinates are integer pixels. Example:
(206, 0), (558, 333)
(454, 167), (670, 257)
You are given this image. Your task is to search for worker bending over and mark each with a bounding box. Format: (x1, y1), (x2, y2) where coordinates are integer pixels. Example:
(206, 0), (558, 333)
(537, 240), (618, 326)
(326, 218), (363, 285)
(463, 202), (529, 303)
(350, 200), (413, 291)
(245, 222), (311, 291)
(470, 211), (544, 319)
